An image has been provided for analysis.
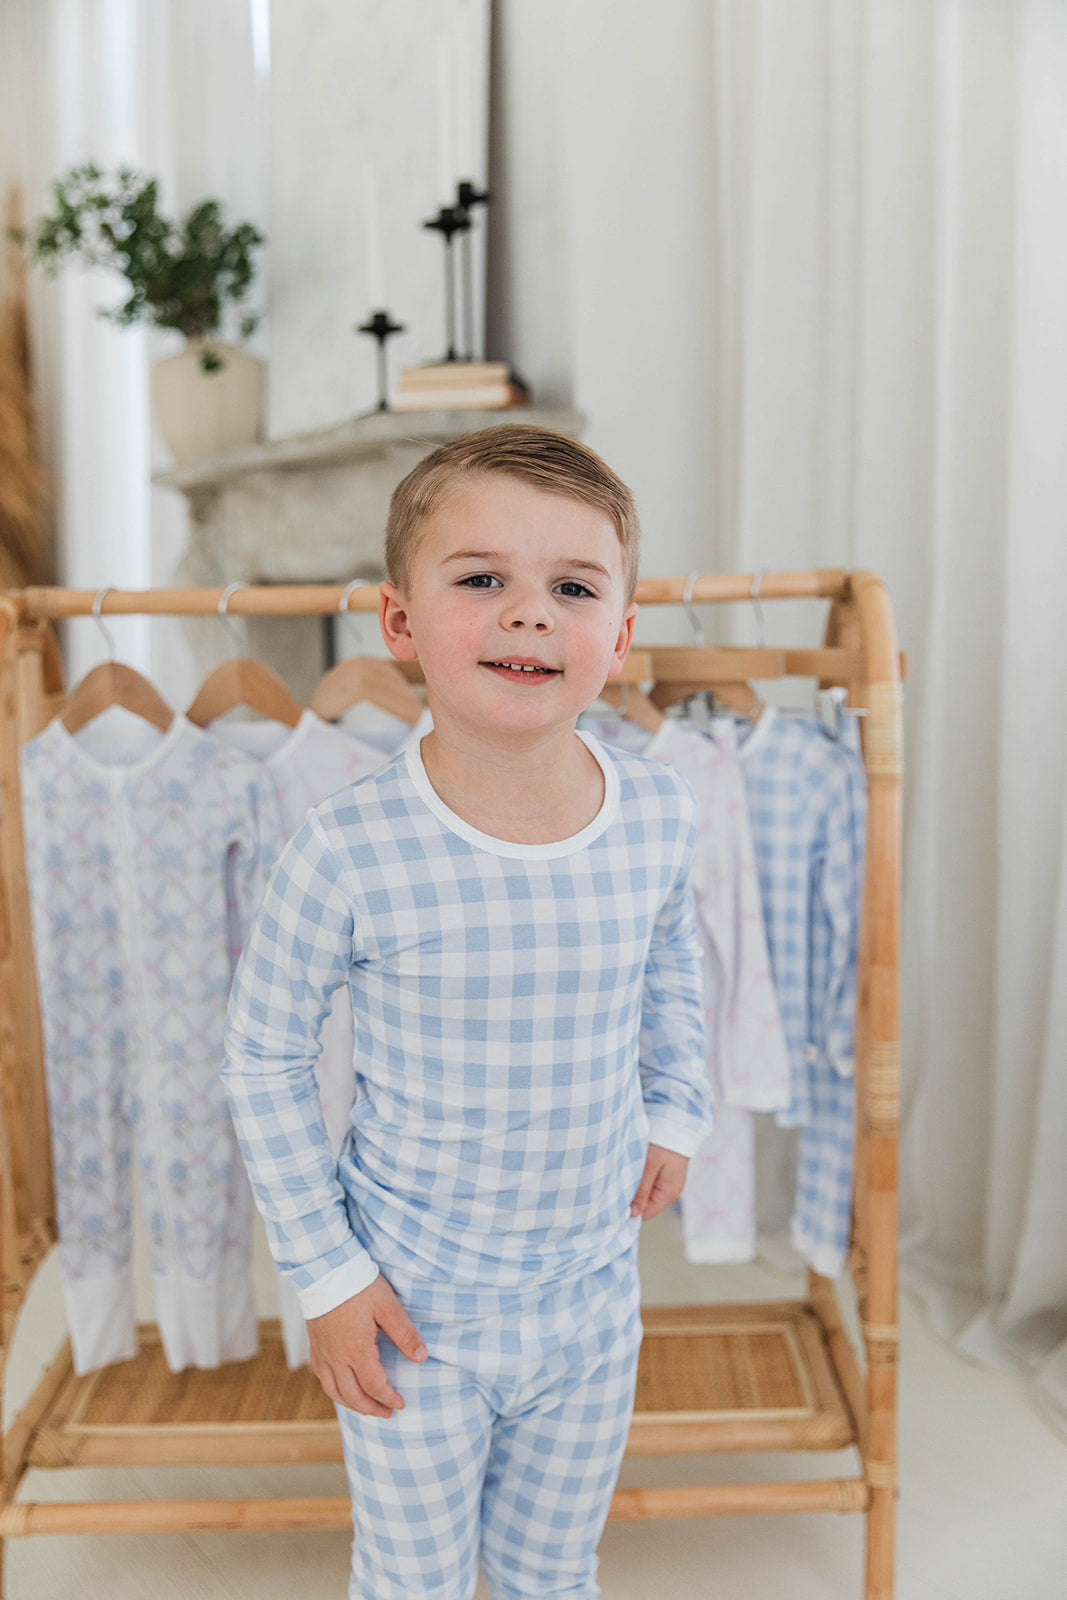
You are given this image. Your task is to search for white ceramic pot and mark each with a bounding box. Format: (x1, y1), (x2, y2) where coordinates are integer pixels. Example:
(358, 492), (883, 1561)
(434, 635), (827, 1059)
(151, 339), (265, 465)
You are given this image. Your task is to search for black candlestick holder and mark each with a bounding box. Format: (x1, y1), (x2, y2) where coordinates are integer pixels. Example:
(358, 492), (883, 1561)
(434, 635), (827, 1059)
(356, 309), (406, 411)
(455, 181), (490, 362)
(423, 205), (472, 362)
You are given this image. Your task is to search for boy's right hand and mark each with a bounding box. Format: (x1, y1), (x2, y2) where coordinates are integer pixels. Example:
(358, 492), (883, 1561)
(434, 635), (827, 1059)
(307, 1274), (428, 1418)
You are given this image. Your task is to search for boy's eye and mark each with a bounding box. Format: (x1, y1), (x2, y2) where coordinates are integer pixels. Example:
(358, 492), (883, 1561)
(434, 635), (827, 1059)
(459, 573), (500, 589)
(556, 581), (594, 599)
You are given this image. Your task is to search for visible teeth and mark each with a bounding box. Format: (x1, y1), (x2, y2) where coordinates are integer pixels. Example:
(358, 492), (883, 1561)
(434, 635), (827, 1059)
(492, 662), (551, 673)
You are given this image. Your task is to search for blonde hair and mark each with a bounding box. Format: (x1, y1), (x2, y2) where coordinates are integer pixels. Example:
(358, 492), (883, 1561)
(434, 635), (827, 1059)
(384, 424), (641, 601)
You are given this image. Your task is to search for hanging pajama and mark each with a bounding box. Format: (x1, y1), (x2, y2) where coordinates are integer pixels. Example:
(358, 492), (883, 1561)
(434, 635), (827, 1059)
(20, 708), (286, 1374)
(581, 713), (789, 1263)
(735, 707), (867, 1276)
(795, 719), (867, 1276)
(644, 719), (789, 1110)
(643, 719), (789, 1265)
(208, 709), (386, 1366)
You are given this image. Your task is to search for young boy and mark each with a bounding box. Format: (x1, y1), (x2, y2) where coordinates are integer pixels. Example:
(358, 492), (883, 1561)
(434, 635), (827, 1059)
(223, 424), (712, 1600)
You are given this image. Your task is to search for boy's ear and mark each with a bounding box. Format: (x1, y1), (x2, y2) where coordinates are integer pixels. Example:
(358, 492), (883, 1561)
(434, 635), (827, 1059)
(379, 582), (419, 662)
(604, 602), (639, 680)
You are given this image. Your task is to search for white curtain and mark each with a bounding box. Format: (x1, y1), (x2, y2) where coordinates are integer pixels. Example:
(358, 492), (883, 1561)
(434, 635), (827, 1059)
(713, 0), (1067, 1437)
(0, 0), (264, 697)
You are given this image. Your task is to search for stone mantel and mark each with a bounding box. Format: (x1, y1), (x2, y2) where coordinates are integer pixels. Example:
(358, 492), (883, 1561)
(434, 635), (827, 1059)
(155, 406), (584, 497)
(154, 406), (586, 698)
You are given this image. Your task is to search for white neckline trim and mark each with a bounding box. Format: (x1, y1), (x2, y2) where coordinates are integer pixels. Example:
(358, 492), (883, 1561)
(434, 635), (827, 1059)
(404, 730), (620, 859)
(646, 715), (740, 763)
(50, 710), (191, 781)
(643, 719), (681, 762)
(207, 707), (316, 767)
(734, 703), (778, 760)
(255, 707), (316, 767)
(208, 708), (390, 773)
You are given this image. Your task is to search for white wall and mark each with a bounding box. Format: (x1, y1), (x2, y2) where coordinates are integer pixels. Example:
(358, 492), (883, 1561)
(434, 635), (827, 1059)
(488, 0), (720, 644)
(268, 0), (490, 437)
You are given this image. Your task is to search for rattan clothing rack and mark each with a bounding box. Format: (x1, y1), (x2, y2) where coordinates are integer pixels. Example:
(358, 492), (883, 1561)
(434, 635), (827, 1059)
(0, 571), (902, 1599)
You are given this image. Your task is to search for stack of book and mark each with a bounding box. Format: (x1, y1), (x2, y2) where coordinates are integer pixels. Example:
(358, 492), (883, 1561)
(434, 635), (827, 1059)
(392, 360), (529, 412)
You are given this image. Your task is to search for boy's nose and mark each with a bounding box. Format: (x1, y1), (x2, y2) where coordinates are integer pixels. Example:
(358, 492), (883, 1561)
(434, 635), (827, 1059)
(501, 592), (552, 632)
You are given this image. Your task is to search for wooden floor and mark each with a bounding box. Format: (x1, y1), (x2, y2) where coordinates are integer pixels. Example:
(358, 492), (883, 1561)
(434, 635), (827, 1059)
(4, 1213), (1067, 1600)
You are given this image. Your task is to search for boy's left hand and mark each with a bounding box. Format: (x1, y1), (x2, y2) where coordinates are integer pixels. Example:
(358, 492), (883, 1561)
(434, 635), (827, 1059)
(630, 1144), (689, 1220)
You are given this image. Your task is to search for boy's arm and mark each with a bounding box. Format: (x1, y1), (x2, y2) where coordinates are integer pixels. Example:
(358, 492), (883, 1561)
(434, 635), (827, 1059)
(638, 790), (713, 1163)
(222, 814), (379, 1315)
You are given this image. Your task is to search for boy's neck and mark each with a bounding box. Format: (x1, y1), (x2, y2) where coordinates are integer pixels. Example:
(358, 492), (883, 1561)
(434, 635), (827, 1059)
(418, 718), (604, 845)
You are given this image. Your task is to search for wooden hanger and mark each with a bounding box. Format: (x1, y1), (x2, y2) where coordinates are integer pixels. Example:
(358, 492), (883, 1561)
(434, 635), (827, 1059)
(62, 661), (174, 734)
(590, 649), (660, 732)
(648, 647), (775, 719)
(598, 681), (664, 734)
(648, 679), (763, 719)
(60, 590), (174, 734)
(647, 573), (772, 719)
(310, 576), (423, 727)
(185, 581), (303, 729)
(186, 657), (303, 728)
(310, 655), (423, 725)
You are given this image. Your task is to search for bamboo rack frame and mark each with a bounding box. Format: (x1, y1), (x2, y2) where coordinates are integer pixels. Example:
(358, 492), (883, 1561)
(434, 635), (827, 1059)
(0, 571), (901, 1600)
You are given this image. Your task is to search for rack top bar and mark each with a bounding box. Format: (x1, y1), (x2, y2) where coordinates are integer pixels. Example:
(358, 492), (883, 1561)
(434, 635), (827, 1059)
(6, 571), (850, 621)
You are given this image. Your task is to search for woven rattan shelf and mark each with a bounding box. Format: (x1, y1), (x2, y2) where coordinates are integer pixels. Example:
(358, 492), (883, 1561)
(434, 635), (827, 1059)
(16, 1301), (856, 1480)
(24, 1322), (339, 1471)
(0, 574), (901, 1597)
(631, 1302), (856, 1454)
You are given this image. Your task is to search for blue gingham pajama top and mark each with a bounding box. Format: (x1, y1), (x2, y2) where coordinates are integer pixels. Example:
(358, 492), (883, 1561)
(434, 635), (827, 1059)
(223, 731), (711, 1323)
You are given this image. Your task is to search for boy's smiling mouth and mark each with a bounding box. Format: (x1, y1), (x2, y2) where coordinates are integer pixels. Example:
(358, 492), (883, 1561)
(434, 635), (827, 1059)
(481, 657), (561, 681)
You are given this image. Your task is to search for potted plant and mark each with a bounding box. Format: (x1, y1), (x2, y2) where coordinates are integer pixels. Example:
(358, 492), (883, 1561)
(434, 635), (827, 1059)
(13, 163), (266, 465)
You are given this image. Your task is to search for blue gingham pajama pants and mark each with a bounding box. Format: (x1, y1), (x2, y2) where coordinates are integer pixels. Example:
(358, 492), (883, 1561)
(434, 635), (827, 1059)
(335, 1249), (643, 1600)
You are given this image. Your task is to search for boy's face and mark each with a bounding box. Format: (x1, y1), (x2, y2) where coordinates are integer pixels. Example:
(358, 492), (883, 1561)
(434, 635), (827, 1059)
(380, 473), (637, 740)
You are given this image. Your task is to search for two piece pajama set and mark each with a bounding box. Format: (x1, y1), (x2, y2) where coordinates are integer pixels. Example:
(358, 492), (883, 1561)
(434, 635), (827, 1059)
(223, 733), (711, 1598)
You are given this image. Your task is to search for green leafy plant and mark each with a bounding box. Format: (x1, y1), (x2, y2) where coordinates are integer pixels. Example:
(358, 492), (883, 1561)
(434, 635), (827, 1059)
(12, 163), (265, 371)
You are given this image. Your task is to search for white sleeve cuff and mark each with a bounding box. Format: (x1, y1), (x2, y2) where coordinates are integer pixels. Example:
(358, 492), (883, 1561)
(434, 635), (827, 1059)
(645, 1114), (710, 1159)
(296, 1254), (380, 1319)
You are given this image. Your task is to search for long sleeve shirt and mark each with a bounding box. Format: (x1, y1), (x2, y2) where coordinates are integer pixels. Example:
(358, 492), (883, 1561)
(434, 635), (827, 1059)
(223, 731), (710, 1323)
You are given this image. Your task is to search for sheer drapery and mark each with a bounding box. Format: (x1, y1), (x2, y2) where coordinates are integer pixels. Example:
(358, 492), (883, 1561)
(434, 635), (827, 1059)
(713, 0), (1067, 1437)
(0, 0), (263, 693)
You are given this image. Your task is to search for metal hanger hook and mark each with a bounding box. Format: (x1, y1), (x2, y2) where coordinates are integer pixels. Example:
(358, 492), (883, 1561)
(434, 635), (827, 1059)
(750, 569), (767, 649)
(681, 570), (706, 648)
(218, 582), (248, 656)
(91, 588), (117, 661)
(338, 578), (367, 651)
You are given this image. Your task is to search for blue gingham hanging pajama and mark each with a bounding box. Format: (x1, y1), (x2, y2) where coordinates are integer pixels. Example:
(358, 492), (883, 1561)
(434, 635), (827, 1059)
(736, 708), (867, 1275)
